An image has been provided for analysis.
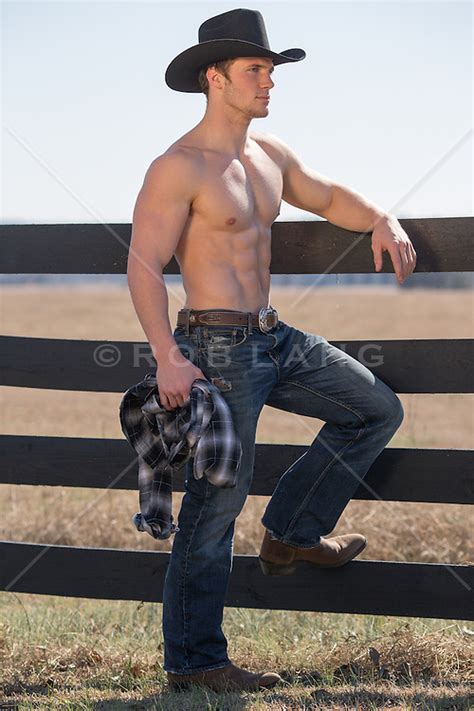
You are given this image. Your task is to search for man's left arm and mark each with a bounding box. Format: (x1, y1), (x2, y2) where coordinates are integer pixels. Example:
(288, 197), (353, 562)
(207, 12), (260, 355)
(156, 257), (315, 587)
(271, 136), (417, 284)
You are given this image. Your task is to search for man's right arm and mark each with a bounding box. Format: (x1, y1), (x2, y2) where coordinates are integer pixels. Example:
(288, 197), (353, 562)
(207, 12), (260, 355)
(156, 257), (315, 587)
(127, 151), (205, 410)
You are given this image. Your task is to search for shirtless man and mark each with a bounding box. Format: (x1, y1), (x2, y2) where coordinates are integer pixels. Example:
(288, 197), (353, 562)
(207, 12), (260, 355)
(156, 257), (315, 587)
(127, 9), (416, 693)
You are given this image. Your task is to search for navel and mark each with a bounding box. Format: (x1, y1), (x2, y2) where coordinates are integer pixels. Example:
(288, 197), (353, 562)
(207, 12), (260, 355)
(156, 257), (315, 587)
(226, 217), (236, 226)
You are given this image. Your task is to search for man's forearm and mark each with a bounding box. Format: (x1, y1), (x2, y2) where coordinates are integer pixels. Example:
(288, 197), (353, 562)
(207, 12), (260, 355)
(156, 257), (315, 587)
(127, 263), (177, 364)
(321, 183), (393, 232)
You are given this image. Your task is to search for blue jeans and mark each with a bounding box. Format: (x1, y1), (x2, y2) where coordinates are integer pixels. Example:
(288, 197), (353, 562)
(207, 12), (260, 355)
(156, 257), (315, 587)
(162, 318), (404, 674)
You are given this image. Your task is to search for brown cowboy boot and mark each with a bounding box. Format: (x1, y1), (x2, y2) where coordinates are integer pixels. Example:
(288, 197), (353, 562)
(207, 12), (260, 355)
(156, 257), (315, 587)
(167, 661), (282, 691)
(259, 529), (367, 576)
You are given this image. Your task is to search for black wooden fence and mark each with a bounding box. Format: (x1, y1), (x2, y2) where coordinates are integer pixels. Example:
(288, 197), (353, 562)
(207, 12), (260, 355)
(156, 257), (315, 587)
(1, 217), (473, 620)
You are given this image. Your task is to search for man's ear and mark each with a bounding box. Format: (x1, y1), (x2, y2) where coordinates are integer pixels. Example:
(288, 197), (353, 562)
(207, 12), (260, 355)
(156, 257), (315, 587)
(207, 65), (223, 91)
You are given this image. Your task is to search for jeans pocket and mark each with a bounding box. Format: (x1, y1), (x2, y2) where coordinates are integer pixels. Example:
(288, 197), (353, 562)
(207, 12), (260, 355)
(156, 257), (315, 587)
(197, 328), (247, 372)
(204, 327), (248, 349)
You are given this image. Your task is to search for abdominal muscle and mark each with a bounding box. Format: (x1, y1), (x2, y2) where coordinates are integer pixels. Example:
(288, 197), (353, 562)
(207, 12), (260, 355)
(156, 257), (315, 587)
(175, 219), (273, 314)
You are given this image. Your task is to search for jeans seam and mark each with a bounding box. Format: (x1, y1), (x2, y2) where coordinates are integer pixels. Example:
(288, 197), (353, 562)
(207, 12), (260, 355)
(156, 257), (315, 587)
(273, 379), (367, 540)
(268, 333), (280, 375)
(199, 329), (249, 351)
(284, 424), (365, 538)
(165, 659), (231, 675)
(264, 528), (322, 548)
(181, 480), (212, 668)
(277, 379), (368, 424)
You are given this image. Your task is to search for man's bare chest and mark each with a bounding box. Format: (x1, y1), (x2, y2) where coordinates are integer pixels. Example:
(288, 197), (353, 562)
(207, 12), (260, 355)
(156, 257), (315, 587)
(191, 153), (283, 231)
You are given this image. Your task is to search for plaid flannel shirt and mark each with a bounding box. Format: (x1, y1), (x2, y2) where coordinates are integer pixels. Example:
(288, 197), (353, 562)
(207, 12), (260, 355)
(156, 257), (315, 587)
(119, 374), (242, 540)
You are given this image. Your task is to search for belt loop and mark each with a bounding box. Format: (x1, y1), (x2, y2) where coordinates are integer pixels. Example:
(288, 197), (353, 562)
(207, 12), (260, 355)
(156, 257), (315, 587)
(247, 312), (253, 335)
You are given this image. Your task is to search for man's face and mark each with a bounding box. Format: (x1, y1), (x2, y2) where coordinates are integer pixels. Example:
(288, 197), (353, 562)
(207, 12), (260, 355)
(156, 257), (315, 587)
(216, 56), (275, 118)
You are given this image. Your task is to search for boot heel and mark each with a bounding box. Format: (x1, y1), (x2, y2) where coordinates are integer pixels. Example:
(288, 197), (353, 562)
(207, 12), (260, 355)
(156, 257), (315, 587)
(258, 556), (297, 576)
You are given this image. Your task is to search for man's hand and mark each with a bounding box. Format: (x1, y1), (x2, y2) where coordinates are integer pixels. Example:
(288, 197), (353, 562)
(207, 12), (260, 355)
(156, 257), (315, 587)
(371, 214), (417, 285)
(156, 348), (208, 412)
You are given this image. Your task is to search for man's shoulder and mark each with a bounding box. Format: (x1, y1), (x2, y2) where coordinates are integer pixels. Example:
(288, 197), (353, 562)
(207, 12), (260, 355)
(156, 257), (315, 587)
(151, 143), (203, 171)
(144, 144), (203, 188)
(250, 131), (292, 166)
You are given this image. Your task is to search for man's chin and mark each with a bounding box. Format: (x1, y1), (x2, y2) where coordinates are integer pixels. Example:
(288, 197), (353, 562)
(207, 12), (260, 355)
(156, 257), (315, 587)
(251, 107), (269, 118)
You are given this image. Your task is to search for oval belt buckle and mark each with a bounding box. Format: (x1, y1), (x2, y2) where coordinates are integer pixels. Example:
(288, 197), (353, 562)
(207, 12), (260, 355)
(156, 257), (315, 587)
(258, 306), (276, 333)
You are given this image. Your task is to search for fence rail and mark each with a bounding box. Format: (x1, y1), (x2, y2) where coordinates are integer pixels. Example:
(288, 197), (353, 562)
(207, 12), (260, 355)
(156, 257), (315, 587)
(1, 335), (472, 392)
(0, 436), (472, 505)
(1, 217), (472, 273)
(1, 541), (472, 620)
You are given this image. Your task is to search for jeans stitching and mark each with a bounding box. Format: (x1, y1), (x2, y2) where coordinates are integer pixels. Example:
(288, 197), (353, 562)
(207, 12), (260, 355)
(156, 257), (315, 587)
(268, 333), (280, 375)
(166, 659), (231, 675)
(285, 424), (365, 539)
(271, 379), (367, 541)
(276, 379), (368, 424)
(181, 479), (212, 668)
(199, 328), (249, 351)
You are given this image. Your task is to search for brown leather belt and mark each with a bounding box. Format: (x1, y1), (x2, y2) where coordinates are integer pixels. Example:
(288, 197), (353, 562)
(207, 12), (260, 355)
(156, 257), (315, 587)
(177, 306), (279, 333)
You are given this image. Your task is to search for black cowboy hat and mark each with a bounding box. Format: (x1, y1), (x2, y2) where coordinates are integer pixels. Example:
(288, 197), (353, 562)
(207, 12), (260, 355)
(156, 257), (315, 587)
(165, 8), (306, 93)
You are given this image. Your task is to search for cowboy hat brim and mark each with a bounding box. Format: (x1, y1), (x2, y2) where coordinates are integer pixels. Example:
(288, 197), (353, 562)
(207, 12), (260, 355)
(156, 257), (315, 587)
(165, 39), (306, 93)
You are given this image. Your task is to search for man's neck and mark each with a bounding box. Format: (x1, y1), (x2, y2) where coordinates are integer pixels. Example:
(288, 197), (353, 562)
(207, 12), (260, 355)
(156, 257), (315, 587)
(194, 104), (253, 156)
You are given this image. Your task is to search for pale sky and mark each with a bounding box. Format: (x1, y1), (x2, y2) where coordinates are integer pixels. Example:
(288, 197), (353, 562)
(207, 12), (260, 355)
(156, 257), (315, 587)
(2, 0), (472, 224)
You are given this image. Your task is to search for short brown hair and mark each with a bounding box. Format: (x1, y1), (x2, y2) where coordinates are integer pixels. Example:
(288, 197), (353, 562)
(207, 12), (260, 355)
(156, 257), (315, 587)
(197, 58), (236, 98)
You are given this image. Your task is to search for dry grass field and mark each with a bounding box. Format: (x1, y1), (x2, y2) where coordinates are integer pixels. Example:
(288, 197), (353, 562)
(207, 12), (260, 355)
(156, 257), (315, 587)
(1, 284), (473, 709)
